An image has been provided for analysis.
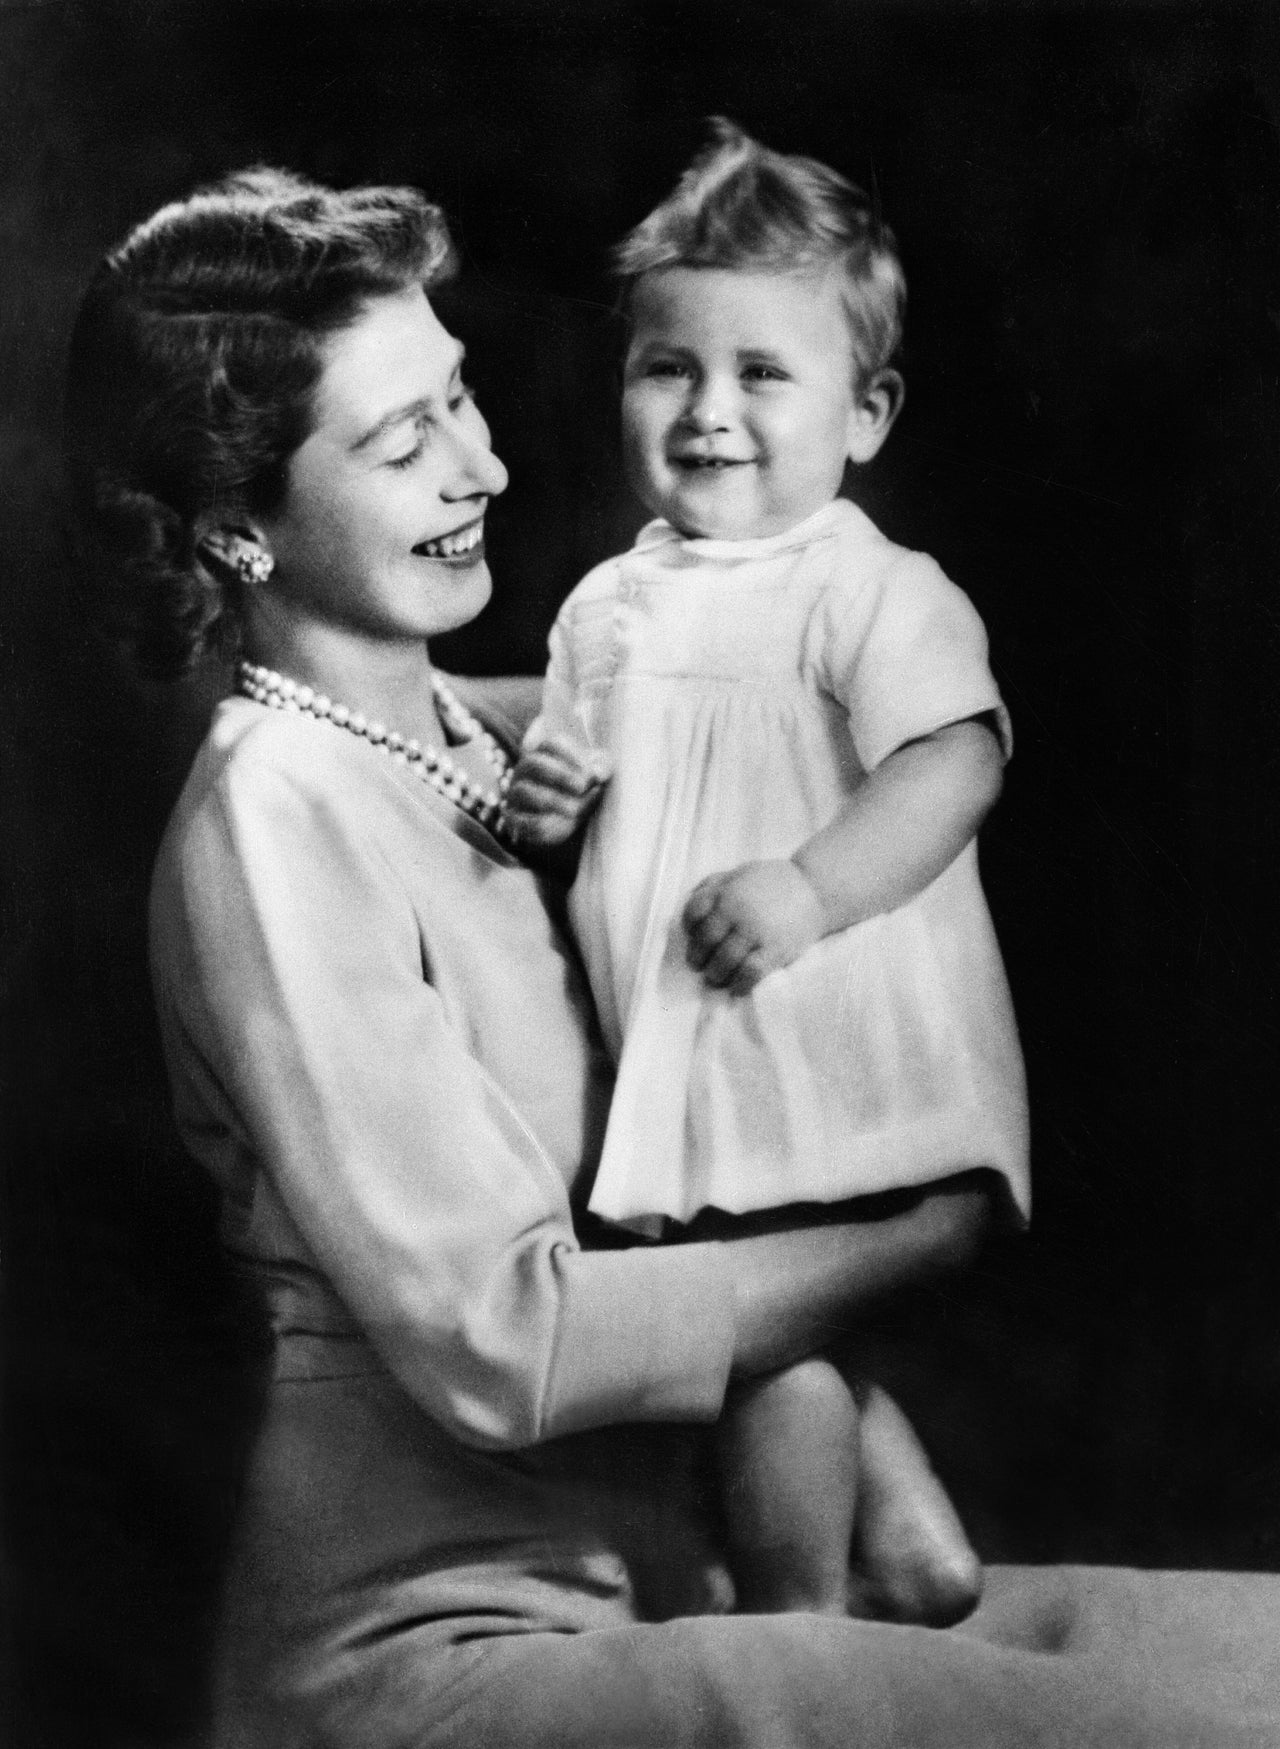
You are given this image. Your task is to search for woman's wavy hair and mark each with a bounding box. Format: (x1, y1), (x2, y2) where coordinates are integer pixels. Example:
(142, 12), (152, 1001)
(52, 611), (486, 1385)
(613, 119), (905, 386)
(63, 168), (455, 678)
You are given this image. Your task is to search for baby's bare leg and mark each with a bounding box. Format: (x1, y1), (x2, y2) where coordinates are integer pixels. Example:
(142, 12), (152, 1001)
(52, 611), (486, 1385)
(848, 1382), (982, 1626)
(716, 1356), (858, 1616)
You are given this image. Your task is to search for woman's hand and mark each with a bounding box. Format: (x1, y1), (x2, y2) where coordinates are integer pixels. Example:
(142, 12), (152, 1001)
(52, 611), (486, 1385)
(682, 858), (826, 994)
(504, 724), (611, 849)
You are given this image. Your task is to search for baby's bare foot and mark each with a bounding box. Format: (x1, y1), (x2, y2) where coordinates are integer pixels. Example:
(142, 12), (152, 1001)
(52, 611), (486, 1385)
(851, 1385), (982, 1627)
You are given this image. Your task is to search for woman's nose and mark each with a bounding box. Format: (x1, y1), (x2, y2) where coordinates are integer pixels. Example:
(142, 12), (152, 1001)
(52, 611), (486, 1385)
(445, 427), (509, 500)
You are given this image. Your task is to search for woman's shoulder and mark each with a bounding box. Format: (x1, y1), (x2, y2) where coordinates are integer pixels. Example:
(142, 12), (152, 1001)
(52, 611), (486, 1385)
(181, 696), (364, 808)
(155, 698), (381, 885)
(149, 698), (414, 981)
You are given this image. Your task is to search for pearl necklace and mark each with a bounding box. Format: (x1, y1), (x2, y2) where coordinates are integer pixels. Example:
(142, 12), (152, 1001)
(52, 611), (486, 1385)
(237, 660), (513, 841)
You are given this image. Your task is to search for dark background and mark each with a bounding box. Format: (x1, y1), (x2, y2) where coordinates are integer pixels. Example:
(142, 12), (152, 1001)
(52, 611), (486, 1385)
(3, 1), (1280, 1743)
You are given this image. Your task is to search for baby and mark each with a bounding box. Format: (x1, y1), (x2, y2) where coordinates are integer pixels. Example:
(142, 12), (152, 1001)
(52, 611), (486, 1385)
(508, 120), (1029, 1620)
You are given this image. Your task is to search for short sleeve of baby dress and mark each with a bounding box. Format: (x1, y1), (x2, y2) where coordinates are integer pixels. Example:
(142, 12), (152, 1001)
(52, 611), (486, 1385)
(816, 546), (1014, 772)
(545, 500), (1030, 1233)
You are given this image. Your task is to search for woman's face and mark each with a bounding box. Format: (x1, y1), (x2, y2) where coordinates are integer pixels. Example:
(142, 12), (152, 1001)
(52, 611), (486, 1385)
(257, 283), (508, 645)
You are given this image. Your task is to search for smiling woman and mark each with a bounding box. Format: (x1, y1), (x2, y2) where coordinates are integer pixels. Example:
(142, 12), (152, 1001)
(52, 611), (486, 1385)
(250, 284), (508, 684)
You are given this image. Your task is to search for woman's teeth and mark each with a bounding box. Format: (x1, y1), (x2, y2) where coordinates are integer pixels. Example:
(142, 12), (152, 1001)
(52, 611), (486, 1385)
(416, 522), (483, 558)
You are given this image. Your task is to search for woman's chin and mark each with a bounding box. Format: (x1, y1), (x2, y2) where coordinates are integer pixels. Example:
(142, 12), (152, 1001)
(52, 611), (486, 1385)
(418, 560), (493, 638)
(448, 562), (493, 627)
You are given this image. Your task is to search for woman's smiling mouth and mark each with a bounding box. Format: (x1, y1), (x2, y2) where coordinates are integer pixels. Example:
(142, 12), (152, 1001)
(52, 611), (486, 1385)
(414, 519), (486, 560)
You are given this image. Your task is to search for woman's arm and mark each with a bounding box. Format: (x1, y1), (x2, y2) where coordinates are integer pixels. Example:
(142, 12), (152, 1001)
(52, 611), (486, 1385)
(718, 1174), (995, 1377)
(684, 716), (1003, 992)
(155, 731), (737, 1452)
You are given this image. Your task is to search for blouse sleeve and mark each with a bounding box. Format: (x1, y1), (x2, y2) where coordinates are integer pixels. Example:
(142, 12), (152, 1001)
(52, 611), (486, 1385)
(818, 549), (1013, 772)
(152, 735), (735, 1451)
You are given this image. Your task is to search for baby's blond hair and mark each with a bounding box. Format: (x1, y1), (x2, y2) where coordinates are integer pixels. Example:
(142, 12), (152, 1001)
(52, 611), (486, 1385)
(614, 119), (905, 381)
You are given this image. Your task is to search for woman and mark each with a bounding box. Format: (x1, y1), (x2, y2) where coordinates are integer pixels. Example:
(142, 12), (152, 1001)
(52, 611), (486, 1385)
(63, 169), (1278, 1749)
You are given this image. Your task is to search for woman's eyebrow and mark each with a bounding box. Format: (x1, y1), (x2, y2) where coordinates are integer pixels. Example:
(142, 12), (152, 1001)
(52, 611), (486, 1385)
(350, 397), (430, 452)
(350, 345), (467, 451)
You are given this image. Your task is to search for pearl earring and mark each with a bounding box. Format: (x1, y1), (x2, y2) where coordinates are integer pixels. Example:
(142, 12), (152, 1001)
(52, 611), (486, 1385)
(205, 533), (274, 587)
(230, 538), (274, 587)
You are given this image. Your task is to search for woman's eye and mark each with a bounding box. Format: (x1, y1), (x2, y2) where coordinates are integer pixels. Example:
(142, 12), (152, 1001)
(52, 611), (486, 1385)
(387, 440), (424, 471)
(449, 382), (476, 413)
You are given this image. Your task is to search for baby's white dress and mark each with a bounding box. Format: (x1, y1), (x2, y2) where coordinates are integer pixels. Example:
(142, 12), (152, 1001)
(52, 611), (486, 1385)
(540, 499), (1030, 1232)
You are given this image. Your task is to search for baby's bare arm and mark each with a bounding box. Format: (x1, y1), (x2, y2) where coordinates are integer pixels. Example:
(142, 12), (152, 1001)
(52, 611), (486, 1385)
(792, 715), (1003, 931)
(684, 717), (1003, 992)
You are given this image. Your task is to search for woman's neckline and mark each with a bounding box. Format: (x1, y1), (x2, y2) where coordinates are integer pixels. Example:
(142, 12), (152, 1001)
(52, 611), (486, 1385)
(220, 671), (519, 860)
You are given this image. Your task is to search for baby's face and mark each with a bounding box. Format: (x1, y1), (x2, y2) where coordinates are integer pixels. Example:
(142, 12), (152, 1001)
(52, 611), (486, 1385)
(622, 266), (871, 541)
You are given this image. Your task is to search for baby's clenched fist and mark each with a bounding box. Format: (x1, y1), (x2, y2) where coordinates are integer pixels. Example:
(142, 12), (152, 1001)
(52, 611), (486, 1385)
(682, 859), (826, 994)
(504, 722), (611, 848)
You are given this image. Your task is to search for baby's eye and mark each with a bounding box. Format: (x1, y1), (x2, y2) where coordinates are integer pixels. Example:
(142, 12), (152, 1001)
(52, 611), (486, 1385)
(644, 359), (690, 379)
(742, 364), (787, 383)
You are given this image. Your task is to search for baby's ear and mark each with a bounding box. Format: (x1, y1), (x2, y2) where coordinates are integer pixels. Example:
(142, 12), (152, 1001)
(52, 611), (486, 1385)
(846, 368), (904, 466)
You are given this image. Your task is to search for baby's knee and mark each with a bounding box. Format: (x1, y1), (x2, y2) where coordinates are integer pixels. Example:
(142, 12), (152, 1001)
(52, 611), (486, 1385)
(732, 1356), (857, 1435)
(772, 1355), (849, 1404)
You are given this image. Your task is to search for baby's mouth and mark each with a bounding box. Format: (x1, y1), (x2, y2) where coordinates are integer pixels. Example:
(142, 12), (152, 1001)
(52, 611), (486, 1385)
(414, 519), (484, 559)
(672, 457), (752, 472)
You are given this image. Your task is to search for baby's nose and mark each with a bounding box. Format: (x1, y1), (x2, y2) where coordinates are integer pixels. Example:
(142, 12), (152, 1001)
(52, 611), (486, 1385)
(684, 378), (733, 430)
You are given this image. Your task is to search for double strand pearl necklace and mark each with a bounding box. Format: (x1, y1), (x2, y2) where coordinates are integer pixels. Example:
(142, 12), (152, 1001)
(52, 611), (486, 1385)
(237, 660), (513, 841)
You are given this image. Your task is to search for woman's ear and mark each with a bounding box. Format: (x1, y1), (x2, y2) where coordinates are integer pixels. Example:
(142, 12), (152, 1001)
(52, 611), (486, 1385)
(845, 368), (905, 466)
